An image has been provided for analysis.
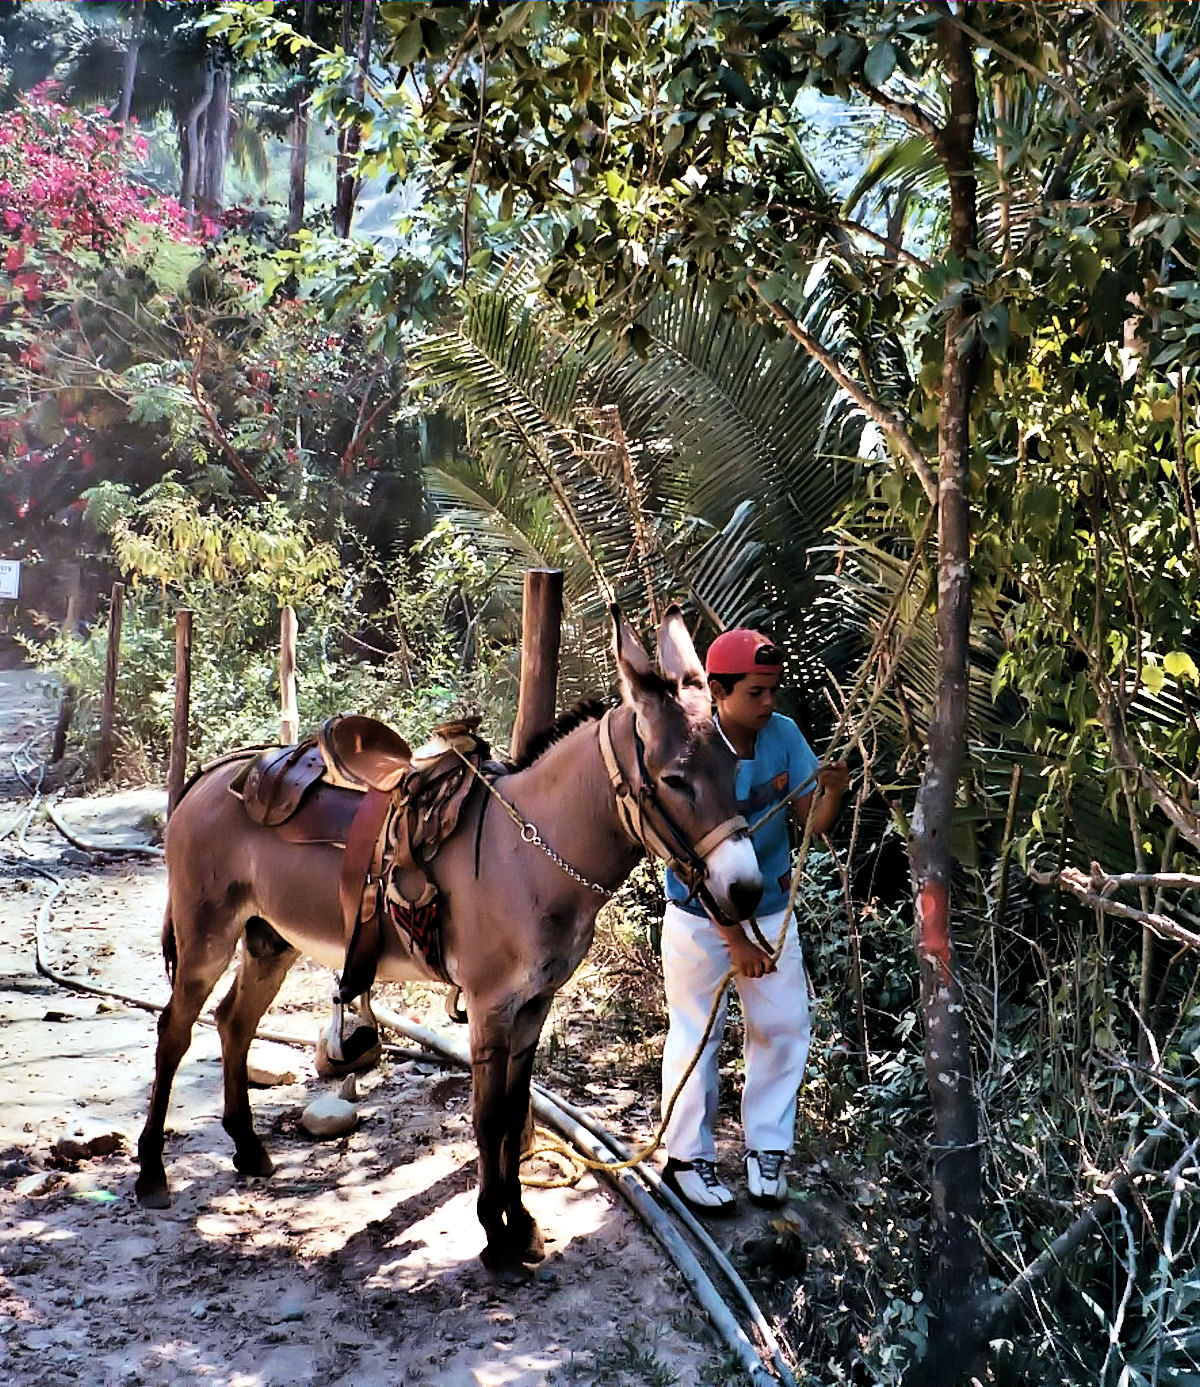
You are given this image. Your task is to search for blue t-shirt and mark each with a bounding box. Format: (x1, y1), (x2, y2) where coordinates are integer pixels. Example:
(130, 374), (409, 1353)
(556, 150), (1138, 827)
(665, 712), (819, 917)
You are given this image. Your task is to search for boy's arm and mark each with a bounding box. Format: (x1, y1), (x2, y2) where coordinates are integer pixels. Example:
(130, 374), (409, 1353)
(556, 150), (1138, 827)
(791, 760), (850, 838)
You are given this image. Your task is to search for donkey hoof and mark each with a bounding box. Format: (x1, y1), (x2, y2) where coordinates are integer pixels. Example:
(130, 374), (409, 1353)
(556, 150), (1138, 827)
(234, 1146), (275, 1179)
(135, 1174), (171, 1209)
(479, 1244), (533, 1282)
(519, 1223), (546, 1265)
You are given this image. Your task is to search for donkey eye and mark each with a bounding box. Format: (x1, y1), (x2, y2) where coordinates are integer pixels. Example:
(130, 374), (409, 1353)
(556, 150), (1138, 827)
(662, 773), (694, 800)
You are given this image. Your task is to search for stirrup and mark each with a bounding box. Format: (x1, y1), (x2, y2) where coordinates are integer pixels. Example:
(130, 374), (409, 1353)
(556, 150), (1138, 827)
(315, 991), (382, 1077)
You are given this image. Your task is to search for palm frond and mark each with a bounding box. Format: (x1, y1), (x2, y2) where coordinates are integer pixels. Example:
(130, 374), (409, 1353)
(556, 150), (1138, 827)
(414, 267), (873, 717)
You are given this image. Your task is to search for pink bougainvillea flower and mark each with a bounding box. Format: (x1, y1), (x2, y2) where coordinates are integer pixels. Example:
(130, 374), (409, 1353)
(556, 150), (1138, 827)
(13, 272), (43, 302)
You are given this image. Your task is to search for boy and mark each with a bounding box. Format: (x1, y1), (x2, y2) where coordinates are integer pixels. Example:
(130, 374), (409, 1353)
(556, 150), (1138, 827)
(660, 628), (848, 1215)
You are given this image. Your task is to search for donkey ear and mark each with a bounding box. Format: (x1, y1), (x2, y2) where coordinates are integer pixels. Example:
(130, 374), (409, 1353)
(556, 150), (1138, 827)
(657, 603), (707, 693)
(610, 603), (658, 700)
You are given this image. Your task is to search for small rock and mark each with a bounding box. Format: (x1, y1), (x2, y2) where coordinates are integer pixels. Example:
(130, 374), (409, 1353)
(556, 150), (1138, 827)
(300, 1095), (358, 1138)
(190, 1302), (209, 1320)
(246, 1041), (299, 1088)
(53, 1120), (124, 1162)
(15, 1170), (62, 1198)
(339, 1074), (358, 1102)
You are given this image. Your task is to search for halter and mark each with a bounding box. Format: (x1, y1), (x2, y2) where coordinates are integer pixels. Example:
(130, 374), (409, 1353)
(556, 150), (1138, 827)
(597, 708), (747, 916)
(454, 707), (747, 908)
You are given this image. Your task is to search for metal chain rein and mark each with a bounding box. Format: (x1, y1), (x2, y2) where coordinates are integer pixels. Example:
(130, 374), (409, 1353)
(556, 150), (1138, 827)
(451, 748), (612, 897)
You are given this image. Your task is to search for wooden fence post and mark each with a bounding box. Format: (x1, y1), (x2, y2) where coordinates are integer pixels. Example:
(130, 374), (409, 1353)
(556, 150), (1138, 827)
(280, 604), (298, 745)
(50, 685), (76, 764)
(510, 569), (563, 763)
(51, 576), (83, 763)
(167, 609), (193, 816)
(97, 580), (124, 779)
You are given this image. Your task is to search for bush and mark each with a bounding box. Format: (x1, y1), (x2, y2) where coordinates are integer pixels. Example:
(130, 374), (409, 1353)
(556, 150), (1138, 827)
(29, 480), (513, 776)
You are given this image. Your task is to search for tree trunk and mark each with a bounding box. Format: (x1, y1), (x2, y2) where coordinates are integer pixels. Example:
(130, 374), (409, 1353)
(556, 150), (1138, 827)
(333, 0), (376, 239)
(902, 8), (988, 1382)
(180, 65), (215, 219)
(117, 0), (145, 127)
(286, 0), (316, 237)
(198, 64), (230, 217)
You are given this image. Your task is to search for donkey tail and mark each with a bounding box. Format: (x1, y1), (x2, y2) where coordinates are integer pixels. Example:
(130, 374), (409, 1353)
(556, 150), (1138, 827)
(161, 906), (178, 985)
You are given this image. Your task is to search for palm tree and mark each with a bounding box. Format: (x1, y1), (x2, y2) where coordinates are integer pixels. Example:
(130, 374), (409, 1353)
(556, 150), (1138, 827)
(413, 260), (866, 718)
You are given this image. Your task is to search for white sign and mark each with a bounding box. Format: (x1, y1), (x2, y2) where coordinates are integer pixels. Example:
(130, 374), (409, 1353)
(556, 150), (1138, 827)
(0, 560), (20, 600)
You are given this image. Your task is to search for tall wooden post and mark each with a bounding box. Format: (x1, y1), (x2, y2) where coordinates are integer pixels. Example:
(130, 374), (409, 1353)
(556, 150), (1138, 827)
(280, 604), (298, 745)
(97, 581), (124, 779)
(167, 609), (193, 816)
(51, 686), (76, 764)
(510, 569), (563, 763)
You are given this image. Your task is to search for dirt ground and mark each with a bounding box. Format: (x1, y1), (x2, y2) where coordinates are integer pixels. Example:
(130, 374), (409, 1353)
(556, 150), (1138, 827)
(0, 668), (780, 1387)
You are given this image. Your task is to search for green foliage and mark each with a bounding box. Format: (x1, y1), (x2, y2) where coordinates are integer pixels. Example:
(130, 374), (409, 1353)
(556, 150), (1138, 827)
(30, 482), (510, 774)
(22, 3), (1200, 1379)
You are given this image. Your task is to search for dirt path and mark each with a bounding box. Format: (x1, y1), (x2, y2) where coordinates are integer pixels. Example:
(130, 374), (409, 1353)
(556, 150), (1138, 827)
(0, 669), (745, 1387)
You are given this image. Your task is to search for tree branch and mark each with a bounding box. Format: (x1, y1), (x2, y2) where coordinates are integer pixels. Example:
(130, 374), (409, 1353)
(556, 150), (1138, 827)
(1100, 707), (1200, 856)
(747, 276), (939, 505)
(787, 207), (933, 272)
(985, 1127), (1176, 1328)
(1027, 865), (1200, 951)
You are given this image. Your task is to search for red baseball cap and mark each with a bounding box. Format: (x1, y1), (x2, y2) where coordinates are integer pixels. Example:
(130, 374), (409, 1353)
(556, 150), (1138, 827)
(704, 629), (783, 676)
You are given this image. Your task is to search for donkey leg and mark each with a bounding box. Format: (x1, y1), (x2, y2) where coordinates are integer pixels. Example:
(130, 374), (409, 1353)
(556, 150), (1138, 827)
(136, 907), (238, 1208)
(470, 1004), (528, 1272)
(501, 997), (555, 1264)
(470, 998), (554, 1271)
(214, 918), (299, 1179)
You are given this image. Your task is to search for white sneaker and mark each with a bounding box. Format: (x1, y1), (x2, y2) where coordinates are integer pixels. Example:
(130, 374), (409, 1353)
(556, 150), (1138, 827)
(663, 1157), (736, 1215)
(745, 1150), (789, 1207)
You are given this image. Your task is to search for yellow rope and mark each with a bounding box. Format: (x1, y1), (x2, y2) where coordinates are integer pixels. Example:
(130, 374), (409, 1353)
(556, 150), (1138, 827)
(519, 1132), (587, 1187)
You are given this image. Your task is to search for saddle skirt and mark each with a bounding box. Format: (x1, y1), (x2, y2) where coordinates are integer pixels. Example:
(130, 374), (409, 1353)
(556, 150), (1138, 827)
(224, 714), (493, 992)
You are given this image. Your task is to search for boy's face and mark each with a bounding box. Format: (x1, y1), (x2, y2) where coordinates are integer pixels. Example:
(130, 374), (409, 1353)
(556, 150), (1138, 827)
(710, 669), (780, 737)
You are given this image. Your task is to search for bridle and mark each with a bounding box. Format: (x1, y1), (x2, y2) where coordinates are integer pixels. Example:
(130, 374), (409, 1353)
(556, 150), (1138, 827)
(597, 708), (747, 922)
(456, 706), (748, 914)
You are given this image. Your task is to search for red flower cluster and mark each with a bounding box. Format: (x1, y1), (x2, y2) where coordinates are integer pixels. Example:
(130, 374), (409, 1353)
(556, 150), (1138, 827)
(1, 94), (195, 296)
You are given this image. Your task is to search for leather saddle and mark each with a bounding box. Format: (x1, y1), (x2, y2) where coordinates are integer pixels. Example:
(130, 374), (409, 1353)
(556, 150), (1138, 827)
(229, 713), (491, 1000)
(235, 714), (413, 841)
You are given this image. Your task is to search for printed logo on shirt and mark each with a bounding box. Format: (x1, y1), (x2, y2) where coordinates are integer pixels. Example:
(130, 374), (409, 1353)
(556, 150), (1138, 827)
(740, 771), (791, 816)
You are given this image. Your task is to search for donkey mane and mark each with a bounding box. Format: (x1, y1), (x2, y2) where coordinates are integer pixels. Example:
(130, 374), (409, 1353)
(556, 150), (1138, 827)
(504, 697), (609, 771)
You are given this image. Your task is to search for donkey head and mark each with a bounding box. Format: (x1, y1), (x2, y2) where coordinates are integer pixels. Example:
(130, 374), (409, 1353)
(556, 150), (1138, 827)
(611, 604), (763, 921)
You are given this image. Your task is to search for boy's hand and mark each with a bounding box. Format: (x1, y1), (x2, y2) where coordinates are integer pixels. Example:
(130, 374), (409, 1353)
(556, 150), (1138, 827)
(817, 760), (850, 798)
(721, 926), (777, 979)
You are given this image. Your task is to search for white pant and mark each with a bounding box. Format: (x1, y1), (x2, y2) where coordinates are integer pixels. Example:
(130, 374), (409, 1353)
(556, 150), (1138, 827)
(660, 901), (811, 1161)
